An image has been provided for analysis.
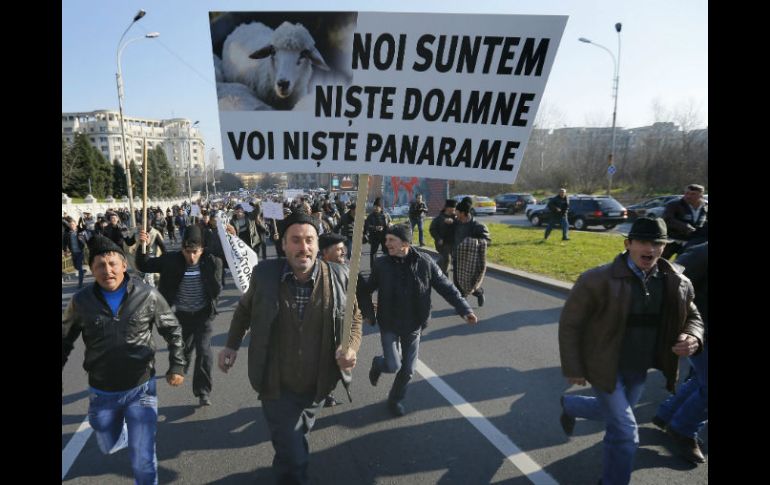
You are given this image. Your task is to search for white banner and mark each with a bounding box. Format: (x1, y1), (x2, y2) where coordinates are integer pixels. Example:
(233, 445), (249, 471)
(262, 201), (285, 220)
(216, 211), (259, 294)
(212, 12), (566, 184)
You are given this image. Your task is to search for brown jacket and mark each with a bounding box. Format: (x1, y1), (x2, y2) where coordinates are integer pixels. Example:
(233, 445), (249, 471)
(559, 253), (704, 393)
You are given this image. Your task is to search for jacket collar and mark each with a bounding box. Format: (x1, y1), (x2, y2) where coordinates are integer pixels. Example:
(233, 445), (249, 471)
(611, 252), (682, 279)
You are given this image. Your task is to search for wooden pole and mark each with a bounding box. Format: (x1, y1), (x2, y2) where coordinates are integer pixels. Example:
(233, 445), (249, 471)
(341, 174), (368, 353)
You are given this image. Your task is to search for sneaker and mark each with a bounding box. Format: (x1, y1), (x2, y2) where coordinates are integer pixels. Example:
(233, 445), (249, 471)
(651, 415), (667, 430)
(559, 396), (575, 436)
(324, 394), (340, 407)
(666, 427), (706, 464)
(388, 400), (405, 417)
(369, 357), (381, 387)
(199, 395), (212, 406)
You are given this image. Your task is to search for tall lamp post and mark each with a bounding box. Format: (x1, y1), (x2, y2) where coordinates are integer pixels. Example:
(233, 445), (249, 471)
(116, 9), (158, 228)
(579, 22), (622, 196)
(185, 120), (199, 202)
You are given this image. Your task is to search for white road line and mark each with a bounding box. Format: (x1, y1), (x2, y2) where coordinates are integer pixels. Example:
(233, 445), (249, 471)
(62, 417), (93, 480)
(416, 360), (558, 485)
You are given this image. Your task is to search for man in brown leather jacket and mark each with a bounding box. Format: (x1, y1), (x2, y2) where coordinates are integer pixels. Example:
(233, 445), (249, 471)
(558, 217), (704, 485)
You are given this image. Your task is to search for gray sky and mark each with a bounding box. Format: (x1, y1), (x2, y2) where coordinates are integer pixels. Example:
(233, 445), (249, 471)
(62, 0), (707, 169)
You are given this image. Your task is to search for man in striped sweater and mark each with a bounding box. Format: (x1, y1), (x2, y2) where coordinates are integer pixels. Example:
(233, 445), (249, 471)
(136, 225), (223, 406)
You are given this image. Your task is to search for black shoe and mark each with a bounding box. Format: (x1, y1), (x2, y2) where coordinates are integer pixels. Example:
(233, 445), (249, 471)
(369, 357), (381, 387)
(666, 427), (705, 464)
(475, 289), (485, 307)
(651, 415), (667, 430)
(199, 395), (212, 406)
(324, 394), (340, 407)
(388, 400), (405, 417)
(562, 237), (570, 241)
(559, 396), (575, 436)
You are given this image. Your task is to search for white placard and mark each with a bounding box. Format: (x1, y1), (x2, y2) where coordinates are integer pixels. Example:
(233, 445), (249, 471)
(262, 201), (285, 220)
(212, 12), (566, 184)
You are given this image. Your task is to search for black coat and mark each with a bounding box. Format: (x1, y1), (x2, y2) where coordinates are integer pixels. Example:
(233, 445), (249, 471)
(358, 249), (472, 335)
(135, 249), (223, 315)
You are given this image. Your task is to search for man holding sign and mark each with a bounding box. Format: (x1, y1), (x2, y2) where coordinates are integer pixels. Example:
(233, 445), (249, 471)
(218, 212), (362, 484)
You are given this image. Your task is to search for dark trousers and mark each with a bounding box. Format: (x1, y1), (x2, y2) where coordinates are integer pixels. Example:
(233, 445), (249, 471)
(410, 218), (424, 245)
(255, 241), (268, 260)
(369, 236), (385, 267)
(175, 306), (214, 398)
(262, 391), (324, 485)
(435, 243), (452, 275)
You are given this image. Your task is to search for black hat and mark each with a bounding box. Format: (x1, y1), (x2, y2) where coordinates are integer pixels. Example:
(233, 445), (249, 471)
(386, 224), (412, 243)
(444, 199), (457, 208)
(627, 217), (672, 243)
(87, 235), (125, 266)
(373, 197), (382, 207)
(318, 232), (346, 251)
(279, 212), (320, 240)
(311, 201), (324, 213)
(183, 225), (204, 248)
(456, 198), (473, 213)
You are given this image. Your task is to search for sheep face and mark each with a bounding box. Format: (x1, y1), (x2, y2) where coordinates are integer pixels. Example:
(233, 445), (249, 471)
(250, 45), (329, 100)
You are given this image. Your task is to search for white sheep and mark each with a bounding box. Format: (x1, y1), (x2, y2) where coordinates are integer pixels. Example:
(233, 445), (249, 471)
(216, 82), (273, 111)
(221, 21), (330, 110)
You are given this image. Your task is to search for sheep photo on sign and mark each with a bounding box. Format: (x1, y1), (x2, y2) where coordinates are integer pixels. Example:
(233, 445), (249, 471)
(210, 12), (356, 111)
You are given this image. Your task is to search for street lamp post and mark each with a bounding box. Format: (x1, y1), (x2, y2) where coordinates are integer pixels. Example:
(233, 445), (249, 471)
(579, 22), (622, 196)
(186, 120), (199, 202)
(116, 9), (158, 228)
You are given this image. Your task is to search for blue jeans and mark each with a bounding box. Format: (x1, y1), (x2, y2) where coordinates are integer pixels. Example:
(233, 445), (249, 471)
(410, 218), (424, 245)
(656, 344), (708, 438)
(544, 213), (569, 240)
(71, 251), (85, 287)
(563, 370), (647, 485)
(88, 379), (158, 485)
(373, 329), (421, 403)
(261, 391), (324, 485)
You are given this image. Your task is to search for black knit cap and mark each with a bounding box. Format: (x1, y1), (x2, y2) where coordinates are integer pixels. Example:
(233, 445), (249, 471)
(444, 199), (457, 208)
(386, 224), (412, 243)
(183, 225), (204, 248)
(319, 232), (347, 251)
(87, 235), (125, 266)
(279, 212), (320, 240)
(456, 198), (473, 213)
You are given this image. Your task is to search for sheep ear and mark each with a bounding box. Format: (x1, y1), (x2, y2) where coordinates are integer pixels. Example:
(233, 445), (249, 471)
(307, 47), (330, 71)
(249, 45), (274, 60)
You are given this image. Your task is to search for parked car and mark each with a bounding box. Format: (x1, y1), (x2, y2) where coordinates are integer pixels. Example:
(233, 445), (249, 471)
(452, 194), (497, 216)
(528, 195), (628, 230)
(525, 196), (553, 219)
(494, 193), (537, 214)
(385, 204), (410, 217)
(626, 195), (680, 220)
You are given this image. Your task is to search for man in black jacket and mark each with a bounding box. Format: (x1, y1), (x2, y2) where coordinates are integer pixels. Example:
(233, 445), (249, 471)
(544, 188), (570, 240)
(429, 199), (457, 274)
(136, 225), (223, 406)
(364, 197), (392, 267)
(408, 194), (428, 246)
(662, 184), (708, 259)
(359, 224), (478, 417)
(63, 235), (185, 485)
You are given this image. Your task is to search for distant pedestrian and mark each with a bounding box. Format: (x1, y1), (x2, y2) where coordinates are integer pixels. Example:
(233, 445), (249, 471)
(429, 199), (457, 275)
(408, 194), (428, 246)
(544, 188), (570, 241)
(662, 184), (707, 259)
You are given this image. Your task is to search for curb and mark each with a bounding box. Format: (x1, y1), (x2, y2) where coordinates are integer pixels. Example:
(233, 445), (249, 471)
(418, 246), (573, 295)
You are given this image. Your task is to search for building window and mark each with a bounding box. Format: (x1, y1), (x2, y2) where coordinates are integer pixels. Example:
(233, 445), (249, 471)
(90, 137), (96, 143)
(63, 127), (73, 133)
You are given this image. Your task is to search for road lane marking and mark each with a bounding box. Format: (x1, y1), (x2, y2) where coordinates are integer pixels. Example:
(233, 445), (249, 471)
(416, 360), (558, 485)
(62, 417), (93, 480)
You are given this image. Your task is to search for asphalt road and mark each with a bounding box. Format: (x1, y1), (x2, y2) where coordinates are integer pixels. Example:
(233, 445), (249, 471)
(62, 240), (707, 484)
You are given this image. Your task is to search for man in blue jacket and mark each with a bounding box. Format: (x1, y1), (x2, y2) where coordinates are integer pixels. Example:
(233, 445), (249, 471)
(359, 224), (478, 416)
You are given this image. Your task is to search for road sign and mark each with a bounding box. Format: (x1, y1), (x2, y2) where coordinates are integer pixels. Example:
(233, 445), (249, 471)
(608, 165), (616, 175)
